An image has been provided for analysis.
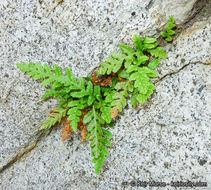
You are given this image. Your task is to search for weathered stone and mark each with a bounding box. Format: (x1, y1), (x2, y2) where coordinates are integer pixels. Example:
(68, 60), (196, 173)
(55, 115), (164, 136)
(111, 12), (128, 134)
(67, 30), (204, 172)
(156, 19), (211, 79)
(0, 0), (210, 189)
(1, 61), (210, 190)
(0, 0), (202, 170)
(151, 0), (197, 24)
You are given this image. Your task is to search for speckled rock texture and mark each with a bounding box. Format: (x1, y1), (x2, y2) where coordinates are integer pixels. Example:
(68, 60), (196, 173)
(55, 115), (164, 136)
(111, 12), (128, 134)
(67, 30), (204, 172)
(0, 0), (210, 189)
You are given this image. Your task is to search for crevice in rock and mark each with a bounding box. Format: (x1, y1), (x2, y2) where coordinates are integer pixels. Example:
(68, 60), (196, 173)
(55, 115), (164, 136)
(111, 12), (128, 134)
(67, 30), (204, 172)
(145, 0), (155, 10)
(156, 62), (211, 84)
(0, 130), (47, 173)
(174, 0), (210, 40)
(41, 0), (64, 17)
(157, 0), (209, 45)
(178, 0), (210, 30)
(1, 0), (210, 175)
(2, 60), (209, 173)
(48, 0), (64, 17)
(0, 122), (59, 174)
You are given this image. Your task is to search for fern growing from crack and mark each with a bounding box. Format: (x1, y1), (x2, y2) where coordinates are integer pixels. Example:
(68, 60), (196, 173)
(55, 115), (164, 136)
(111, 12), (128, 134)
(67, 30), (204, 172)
(16, 17), (174, 175)
(160, 16), (176, 42)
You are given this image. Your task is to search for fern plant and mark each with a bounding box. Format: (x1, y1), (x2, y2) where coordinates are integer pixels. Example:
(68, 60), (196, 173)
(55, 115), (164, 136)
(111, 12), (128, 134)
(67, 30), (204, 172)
(17, 61), (114, 174)
(39, 107), (68, 130)
(97, 34), (167, 109)
(160, 16), (176, 42)
(83, 105), (112, 174)
(16, 17), (174, 175)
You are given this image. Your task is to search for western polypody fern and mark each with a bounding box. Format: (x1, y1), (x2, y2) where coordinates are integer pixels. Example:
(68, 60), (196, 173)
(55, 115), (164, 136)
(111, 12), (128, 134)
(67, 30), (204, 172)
(17, 17), (173, 175)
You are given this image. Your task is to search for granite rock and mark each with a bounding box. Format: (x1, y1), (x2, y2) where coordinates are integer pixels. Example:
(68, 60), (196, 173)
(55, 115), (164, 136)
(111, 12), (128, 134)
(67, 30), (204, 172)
(1, 59), (210, 190)
(0, 0), (210, 189)
(0, 0), (202, 169)
(151, 0), (197, 24)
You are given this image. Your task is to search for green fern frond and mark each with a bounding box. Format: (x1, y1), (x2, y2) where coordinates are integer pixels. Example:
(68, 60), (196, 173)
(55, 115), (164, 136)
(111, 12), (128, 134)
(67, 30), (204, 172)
(119, 44), (136, 55)
(126, 66), (157, 104)
(83, 106), (112, 175)
(120, 36), (158, 68)
(130, 89), (139, 107)
(39, 107), (67, 130)
(133, 35), (159, 52)
(147, 59), (160, 70)
(133, 34), (144, 52)
(143, 39), (158, 50)
(67, 79), (102, 105)
(16, 17), (174, 175)
(114, 81), (134, 92)
(143, 37), (157, 44)
(161, 16), (176, 42)
(100, 106), (112, 124)
(117, 70), (130, 79)
(103, 90), (116, 104)
(41, 88), (60, 99)
(111, 90), (128, 112)
(130, 83), (155, 106)
(136, 84), (155, 104)
(16, 63), (78, 88)
(148, 47), (168, 59)
(93, 85), (102, 101)
(67, 99), (87, 132)
(96, 35), (161, 78)
(96, 52), (126, 75)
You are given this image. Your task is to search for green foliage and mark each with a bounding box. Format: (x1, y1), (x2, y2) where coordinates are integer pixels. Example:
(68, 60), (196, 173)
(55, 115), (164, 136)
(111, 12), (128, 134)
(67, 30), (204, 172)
(127, 66), (157, 104)
(96, 33), (167, 111)
(133, 35), (159, 52)
(148, 47), (168, 59)
(96, 35), (162, 75)
(120, 35), (167, 106)
(16, 17), (173, 175)
(97, 33), (166, 109)
(160, 16), (176, 42)
(148, 59), (160, 70)
(39, 107), (67, 130)
(83, 106), (112, 175)
(111, 90), (128, 112)
(17, 63), (76, 87)
(96, 52), (126, 75)
(100, 106), (112, 123)
(67, 99), (87, 131)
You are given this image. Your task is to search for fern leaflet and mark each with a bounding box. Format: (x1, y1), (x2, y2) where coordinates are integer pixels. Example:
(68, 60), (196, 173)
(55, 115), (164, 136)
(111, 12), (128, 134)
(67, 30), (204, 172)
(96, 52), (126, 75)
(83, 106), (112, 175)
(160, 16), (176, 42)
(39, 107), (67, 130)
(67, 98), (88, 132)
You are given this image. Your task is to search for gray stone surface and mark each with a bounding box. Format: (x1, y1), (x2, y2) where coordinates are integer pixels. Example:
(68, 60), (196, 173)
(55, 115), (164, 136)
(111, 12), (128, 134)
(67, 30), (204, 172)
(157, 19), (211, 79)
(0, 0), (211, 189)
(152, 0), (197, 23)
(0, 0), (201, 170)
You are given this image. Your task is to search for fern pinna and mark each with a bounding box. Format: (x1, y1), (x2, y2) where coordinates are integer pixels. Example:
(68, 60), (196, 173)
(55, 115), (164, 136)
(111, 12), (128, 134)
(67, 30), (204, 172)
(17, 23), (170, 174)
(160, 16), (176, 42)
